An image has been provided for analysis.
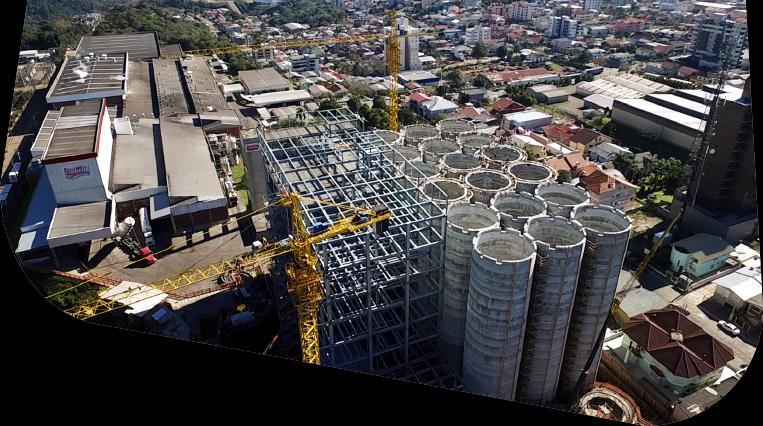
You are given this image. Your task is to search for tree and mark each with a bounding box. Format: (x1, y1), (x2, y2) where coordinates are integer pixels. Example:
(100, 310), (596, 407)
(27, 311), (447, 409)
(639, 158), (691, 194)
(472, 42), (487, 59)
(447, 70), (464, 91)
(557, 169), (572, 183)
(319, 98), (340, 111)
(373, 94), (386, 110)
(398, 108), (417, 126)
(347, 95), (363, 113)
(613, 152), (639, 182)
(472, 75), (493, 88)
(496, 45), (508, 60)
(223, 52), (257, 76)
(435, 85), (447, 96)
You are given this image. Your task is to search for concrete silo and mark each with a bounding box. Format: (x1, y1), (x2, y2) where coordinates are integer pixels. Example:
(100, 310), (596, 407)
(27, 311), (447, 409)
(402, 159), (441, 184)
(556, 205), (632, 403)
(535, 183), (590, 218)
(491, 191), (548, 231)
(437, 118), (475, 140)
(458, 132), (494, 155)
(403, 123), (439, 146)
(508, 162), (557, 194)
(466, 170), (513, 205)
(420, 137), (461, 163)
(440, 202), (499, 372)
(462, 227), (536, 401)
(516, 216), (586, 407)
(441, 152), (482, 179)
(480, 144), (526, 170)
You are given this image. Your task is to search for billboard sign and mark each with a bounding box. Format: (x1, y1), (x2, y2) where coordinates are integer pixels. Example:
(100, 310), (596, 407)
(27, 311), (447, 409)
(63, 164), (91, 180)
(245, 143), (260, 152)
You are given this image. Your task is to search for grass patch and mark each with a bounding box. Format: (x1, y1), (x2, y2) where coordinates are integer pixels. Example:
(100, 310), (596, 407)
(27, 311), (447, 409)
(647, 190), (673, 206)
(231, 164), (246, 184)
(26, 271), (102, 312)
(231, 164), (250, 209)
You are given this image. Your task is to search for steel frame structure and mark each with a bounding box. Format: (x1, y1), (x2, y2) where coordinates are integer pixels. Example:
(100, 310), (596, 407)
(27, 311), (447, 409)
(258, 108), (459, 387)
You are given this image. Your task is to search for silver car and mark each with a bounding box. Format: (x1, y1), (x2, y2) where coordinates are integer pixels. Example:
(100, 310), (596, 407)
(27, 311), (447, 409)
(717, 320), (742, 337)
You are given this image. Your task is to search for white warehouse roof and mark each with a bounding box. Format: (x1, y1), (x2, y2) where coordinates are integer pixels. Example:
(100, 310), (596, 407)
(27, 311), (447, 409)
(614, 98), (706, 133)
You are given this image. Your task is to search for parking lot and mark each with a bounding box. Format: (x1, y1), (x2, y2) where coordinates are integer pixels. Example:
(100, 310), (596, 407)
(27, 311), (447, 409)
(86, 213), (267, 291)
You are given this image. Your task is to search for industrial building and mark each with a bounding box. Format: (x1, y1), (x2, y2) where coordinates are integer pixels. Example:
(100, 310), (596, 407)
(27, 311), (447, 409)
(239, 67), (290, 94)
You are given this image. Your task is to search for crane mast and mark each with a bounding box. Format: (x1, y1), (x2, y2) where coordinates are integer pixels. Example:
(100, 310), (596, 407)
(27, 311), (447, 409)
(387, 7), (401, 131)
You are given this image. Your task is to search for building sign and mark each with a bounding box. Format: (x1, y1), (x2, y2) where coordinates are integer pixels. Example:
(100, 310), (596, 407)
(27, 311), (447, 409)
(63, 165), (91, 180)
(245, 143), (261, 152)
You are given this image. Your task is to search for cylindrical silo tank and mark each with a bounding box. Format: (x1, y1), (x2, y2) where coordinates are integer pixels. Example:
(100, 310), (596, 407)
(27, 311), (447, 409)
(403, 123), (439, 146)
(421, 178), (472, 208)
(440, 202), (500, 372)
(535, 183), (590, 218)
(491, 191), (548, 231)
(508, 162), (557, 194)
(384, 144), (421, 165)
(462, 227), (536, 401)
(437, 118), (475, 140)
(465, 170), (513, 205)
(516, 216), (586, 407)
(403, 159), (440, 183)
(480, 144), (526, 169)
(420, 137), (461, 163)
(457, 132), (494, 155)
(374, 129), (403, 145)
(556, 205), (632, 403)
(441, 152), (482, 179)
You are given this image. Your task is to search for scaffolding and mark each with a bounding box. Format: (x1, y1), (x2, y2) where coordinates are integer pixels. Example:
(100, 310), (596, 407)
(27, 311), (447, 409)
(258, 108), (459, 387)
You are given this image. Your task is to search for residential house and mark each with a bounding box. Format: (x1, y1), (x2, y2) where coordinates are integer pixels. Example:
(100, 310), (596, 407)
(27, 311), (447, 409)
(543, 152), (593, 175)
(409, 92), (431, 116)
(669, 233), (735, 278)
(460, 88), (487, 104)
(620, 305), (735, 397)
(491, 97), (526, 116)
(421, 96), (459, 120)
(542, 124), (609, 157)
(578, 166), (638, 210)
(588, 142), (632, 163)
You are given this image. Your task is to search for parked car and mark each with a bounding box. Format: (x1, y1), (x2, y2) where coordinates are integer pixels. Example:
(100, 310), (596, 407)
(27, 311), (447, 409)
(717, 320), (741, 337)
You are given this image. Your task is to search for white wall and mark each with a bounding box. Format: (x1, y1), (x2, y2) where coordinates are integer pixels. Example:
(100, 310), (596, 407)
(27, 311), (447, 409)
(46, 157), (108, 205)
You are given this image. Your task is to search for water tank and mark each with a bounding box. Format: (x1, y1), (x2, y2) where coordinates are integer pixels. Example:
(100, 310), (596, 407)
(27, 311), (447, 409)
(491, 191), (548, 231)
(458, 132), (494, 155)
(419, 137), (461, 163)
(465, 170), (513, 204)
(462, 227), (536, 401)
(437, 119), (476, 140)
(508, 162), (557, 194)
(440, 152), (482, 179)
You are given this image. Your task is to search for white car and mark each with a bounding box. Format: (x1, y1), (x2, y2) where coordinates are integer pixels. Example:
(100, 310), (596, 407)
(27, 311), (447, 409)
(717, 320), (741, 337)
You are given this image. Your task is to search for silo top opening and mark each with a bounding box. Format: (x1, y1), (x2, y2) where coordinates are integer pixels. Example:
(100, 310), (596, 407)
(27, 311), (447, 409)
(443, 153), (481, 169)
(447, 202), (498, 231)
(572, 205), (632, 234)
(526, 217), (586, 247)
(492, 192), (547, 217)
(475, 228), (535, 262)
(537, 184), (589, 206)
(509, 162), (554, 182)
(482, 145), (523, 162)
(467, 171), (512, 190)
(424, 179), (466, 201)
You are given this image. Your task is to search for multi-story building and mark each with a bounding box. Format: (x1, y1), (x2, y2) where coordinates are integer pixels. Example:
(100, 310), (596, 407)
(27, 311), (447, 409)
(462, 0), (480, 9)
(546, 16), (580, 39)
(684, 78), (757, 241)
(488, 2), (509, 16)
(422, 0), (434, 8)
(464, 26), (492, 45)
(584, 0), (603, 11)
(613, 18), (645, 35)
(506, 1), (534, 21)
(290, 53), (320, 73)
(691, 13), (748, 69)
(386, 16), (422, 71)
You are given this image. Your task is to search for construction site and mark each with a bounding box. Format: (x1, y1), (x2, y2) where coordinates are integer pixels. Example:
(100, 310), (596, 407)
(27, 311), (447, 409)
(11, 5), (656, 417)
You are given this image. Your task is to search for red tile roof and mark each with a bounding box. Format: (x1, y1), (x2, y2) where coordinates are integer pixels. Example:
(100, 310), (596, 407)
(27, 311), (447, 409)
(492, 97), (526, 114)
(409, 92), (431, 103)
(569, 128), (603, 146)
(544, 153), (590, 172)
(622, 305), (735, 378)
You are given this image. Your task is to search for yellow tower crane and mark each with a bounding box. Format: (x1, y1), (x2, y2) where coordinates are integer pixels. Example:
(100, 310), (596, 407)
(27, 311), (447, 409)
(64, 192), (392, 365)
(386, 7), (401, 132)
